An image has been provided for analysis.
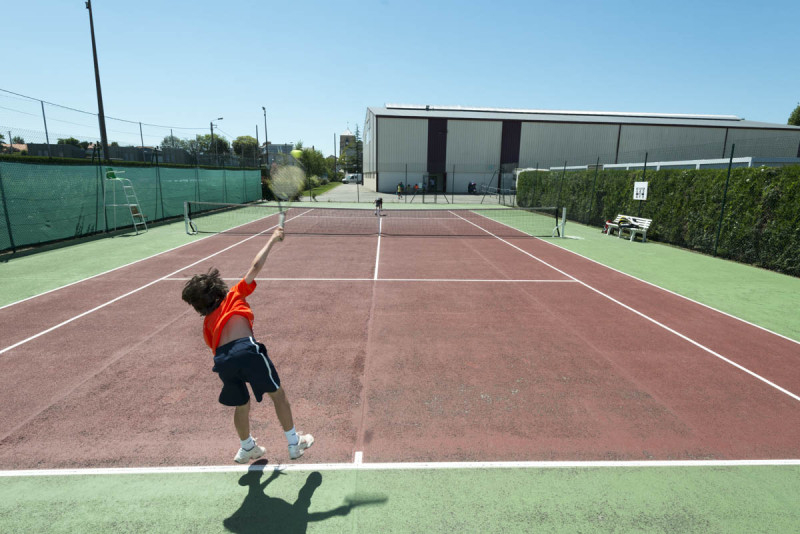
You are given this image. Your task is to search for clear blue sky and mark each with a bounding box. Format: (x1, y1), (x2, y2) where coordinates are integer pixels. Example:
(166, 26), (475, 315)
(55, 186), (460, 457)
(2, 0), (798, 157)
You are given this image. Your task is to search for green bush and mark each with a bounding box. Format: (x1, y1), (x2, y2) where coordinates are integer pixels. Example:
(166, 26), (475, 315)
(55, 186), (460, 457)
(517, 165), (800, 277)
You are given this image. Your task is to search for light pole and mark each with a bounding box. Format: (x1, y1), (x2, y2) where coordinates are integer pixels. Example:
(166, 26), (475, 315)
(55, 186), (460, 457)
(262, 107), (268, 165)
(85, 0), (109, 161)
(210, 117), (223, 166)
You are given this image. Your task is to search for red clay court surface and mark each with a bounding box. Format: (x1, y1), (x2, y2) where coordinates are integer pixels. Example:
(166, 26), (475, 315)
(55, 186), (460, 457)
(1, 215), (799, 470)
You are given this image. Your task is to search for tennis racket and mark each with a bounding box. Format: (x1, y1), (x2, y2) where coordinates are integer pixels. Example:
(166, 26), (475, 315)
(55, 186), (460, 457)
(269, 163), (306, 231)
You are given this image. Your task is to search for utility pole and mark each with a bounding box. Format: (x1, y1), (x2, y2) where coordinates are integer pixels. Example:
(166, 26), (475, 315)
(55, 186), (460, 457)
(210, 117), (222, 166)
(85, 0), (109, 161)
(262, 107), (268, 165)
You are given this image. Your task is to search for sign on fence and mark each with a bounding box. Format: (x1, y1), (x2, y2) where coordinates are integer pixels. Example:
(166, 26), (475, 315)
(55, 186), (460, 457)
(633, 181), (649, 200)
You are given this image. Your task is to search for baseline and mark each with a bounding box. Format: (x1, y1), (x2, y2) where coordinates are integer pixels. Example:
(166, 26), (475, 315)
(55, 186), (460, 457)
(2, 459), (799, 477)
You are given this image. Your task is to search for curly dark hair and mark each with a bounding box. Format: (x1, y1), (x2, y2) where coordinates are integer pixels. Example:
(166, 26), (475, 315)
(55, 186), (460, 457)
(181, 268), (229, 316)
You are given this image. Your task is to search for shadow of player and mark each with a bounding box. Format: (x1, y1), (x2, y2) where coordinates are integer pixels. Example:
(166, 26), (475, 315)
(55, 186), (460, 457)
(223, 462), (387, 534)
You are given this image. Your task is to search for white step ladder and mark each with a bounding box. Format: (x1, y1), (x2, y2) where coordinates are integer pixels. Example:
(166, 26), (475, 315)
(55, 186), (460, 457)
(105, 168), (148, 234)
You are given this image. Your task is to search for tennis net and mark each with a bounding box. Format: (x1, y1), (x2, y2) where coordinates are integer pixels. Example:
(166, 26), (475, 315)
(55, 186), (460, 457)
(184, 201), (564, 238)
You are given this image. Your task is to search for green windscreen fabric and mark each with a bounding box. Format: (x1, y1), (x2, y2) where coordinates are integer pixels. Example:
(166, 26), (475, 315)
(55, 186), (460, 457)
(0, 161), (261, 252)
(0, 162), (103, 250)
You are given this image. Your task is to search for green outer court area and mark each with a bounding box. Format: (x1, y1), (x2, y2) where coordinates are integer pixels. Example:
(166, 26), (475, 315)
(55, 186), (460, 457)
(1, 203), (799, 533)
(2, 465), (798, 533)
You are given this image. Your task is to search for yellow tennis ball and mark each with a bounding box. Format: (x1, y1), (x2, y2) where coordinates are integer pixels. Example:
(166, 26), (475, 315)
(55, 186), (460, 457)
(291, 149), (302, 159)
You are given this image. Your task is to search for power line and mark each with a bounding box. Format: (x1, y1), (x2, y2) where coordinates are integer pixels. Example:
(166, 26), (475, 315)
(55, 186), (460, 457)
(0, 87), (208, 131)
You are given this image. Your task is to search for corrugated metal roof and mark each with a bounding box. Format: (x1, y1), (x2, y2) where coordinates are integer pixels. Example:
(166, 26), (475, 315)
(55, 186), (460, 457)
(368, 104), (800, 130)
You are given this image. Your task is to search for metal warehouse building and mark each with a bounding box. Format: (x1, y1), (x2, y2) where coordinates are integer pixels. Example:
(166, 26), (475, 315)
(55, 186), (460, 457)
(362, 104), (800, 194)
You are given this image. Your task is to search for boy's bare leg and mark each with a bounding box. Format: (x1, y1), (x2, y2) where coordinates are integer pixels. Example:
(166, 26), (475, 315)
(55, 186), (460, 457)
(234, 400), (251, 440)
(268, 388), (295, 432)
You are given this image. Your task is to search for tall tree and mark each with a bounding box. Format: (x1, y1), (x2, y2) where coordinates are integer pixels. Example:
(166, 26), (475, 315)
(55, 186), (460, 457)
(233, 135), (259, 162)
(161, 134), (184, 148)
(195, 133), (230, 155)
(296, 146), (328, 179)
(789, 103), (800, 126)
(57, 137), (82, 147)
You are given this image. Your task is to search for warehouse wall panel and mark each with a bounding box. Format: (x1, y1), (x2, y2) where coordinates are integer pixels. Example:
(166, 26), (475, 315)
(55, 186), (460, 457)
(520, 122), (619, 169)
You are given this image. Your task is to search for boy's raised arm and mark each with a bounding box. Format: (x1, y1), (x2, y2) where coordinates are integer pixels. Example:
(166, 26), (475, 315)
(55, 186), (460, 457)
(244, 227), (284, 284)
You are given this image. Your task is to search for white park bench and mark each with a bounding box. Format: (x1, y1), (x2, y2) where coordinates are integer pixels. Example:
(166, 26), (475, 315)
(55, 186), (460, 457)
(605, 214), (652, 242)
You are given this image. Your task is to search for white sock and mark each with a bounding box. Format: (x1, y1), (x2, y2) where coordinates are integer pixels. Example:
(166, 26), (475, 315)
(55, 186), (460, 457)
(285, 427), (299, 446)
(240, 436), (255, 450)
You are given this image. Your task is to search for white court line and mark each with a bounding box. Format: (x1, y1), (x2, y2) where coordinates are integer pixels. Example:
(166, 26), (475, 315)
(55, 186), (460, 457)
(0, 210), (313, 356)
(536, 239), (800, 347)
(0, 207), (289, 312)
(1, 458), (798, 477)
(467, 209), (799, 347)
(0, 237), (219, 312)
(374, 216), (382, 280)
(162, 277), (577, 283)
(451, 211), (800, 403)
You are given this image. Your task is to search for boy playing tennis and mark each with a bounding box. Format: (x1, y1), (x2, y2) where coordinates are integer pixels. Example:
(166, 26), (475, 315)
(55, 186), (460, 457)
(181, 226), (314, 463)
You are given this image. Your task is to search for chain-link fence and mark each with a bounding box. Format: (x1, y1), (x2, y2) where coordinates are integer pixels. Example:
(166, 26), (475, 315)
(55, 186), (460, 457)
(0, 89), (262, 167)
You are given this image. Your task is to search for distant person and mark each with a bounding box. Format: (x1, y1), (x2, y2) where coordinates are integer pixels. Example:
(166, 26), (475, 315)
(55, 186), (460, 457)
(397, 183), (404, 199)
(374, 197), (383, 216)
(413, 183), (419, 195)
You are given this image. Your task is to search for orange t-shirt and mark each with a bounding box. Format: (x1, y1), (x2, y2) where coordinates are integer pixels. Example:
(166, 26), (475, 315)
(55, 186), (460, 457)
(203, 278), (256, 352)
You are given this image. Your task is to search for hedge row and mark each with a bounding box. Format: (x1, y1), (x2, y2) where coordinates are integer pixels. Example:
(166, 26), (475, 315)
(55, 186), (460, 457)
(517, 165), (800, 277)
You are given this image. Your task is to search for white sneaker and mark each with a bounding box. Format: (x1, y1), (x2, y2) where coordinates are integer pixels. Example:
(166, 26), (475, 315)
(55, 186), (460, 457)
(234, 442), (266, 464)
(288, 433), (314, 460)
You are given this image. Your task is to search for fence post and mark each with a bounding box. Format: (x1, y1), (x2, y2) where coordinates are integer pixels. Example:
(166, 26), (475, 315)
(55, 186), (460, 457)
(638, 152), (648, 217)
(195, 158), (200, 202)
(222, 159), (227, 203)
(0, 164), (17, 253)
(557, 161), (567, 210)
(139, 122), (145, 162)
(714, 144), (735, 257)
(154, 147), (164, 220)
(588, 156), (600, 222)
(41, 101), (52, 158)
(94, 145), (102, 233)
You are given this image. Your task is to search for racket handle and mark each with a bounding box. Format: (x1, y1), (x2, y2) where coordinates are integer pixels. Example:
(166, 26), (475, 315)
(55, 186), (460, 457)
(279, 212), (286, 228)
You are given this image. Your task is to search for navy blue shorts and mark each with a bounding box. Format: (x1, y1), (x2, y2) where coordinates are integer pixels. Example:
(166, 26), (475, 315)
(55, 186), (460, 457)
(212, 337), (281, 406)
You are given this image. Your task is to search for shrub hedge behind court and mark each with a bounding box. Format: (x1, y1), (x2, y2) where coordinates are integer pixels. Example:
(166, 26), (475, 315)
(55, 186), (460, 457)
(517, 165), (800, 277)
